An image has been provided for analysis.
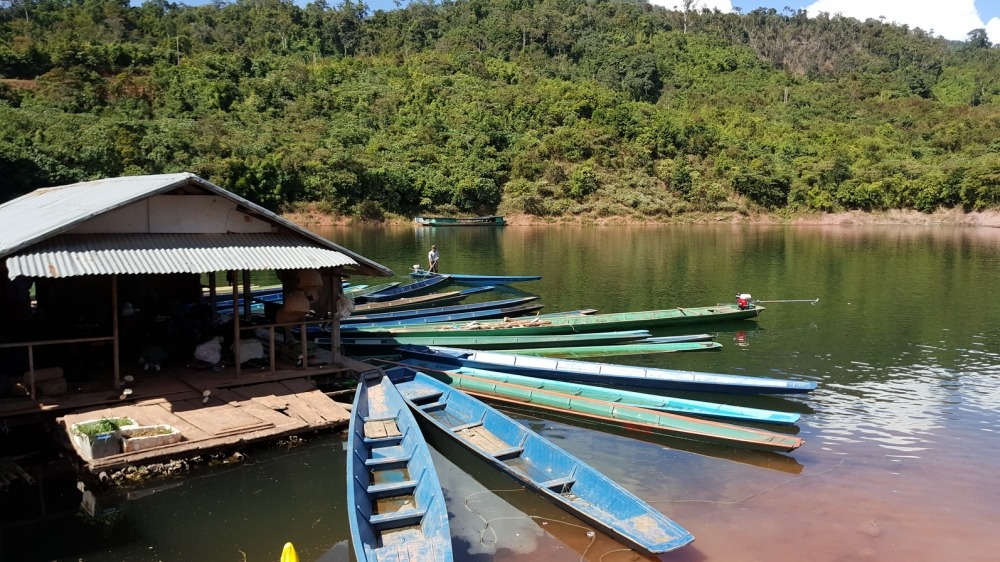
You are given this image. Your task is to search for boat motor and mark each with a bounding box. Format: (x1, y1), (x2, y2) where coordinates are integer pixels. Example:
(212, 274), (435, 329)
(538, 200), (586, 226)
(736, 293), (753, 309)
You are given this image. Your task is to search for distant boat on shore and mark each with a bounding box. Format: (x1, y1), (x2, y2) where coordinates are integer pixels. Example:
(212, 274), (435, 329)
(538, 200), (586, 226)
(414, 215), (506, 227)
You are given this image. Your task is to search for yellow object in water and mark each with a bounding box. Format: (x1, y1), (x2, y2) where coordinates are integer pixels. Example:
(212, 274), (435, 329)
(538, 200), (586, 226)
(280, 542), (299, 562)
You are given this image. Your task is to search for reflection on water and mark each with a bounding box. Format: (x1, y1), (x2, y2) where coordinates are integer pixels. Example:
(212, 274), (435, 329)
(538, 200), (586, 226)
(6, 225), (1000, 561)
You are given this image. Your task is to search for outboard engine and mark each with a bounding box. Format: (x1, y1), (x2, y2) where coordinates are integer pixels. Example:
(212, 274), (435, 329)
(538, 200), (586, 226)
(736, 293), (753, 310)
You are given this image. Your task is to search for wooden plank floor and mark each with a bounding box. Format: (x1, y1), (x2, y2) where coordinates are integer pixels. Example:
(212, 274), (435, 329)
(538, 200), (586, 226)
(58, 377), (351, 473)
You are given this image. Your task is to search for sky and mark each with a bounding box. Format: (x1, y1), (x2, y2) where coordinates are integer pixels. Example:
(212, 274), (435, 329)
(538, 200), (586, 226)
(354, 0), (1000, 44)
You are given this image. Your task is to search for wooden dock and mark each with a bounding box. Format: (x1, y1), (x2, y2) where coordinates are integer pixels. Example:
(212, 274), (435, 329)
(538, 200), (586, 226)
(60, 376), (352, 473)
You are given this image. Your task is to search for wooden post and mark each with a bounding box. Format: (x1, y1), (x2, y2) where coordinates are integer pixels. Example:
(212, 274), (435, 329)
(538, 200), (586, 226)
(231, 271), (241, 378)
(208, 271), (217, 311)
(242, 270), (252, 322)
(112, 274), (120, 390)
(332, 275), (342, 362)
(27, 343), (35, 401)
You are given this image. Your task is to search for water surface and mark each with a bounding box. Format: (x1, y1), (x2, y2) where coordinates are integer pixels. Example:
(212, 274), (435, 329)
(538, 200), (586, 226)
(5, 224), (999, 561)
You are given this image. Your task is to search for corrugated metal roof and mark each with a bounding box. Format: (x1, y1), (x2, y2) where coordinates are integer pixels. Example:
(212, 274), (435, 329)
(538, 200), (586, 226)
(0, 173), (394, 278)
(6, 233), (359, 278)
(0, 173), (195, 256)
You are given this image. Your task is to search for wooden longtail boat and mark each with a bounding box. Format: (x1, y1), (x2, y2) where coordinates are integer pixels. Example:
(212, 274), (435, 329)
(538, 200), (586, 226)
(408, 269), (541, 286)
(389, 363), (805, 451)
(340, 303), (547, 330)
(343, 282), (400, 298)
(331, 331), (654, 353)
(341, 296), (539, 324)
(493, 340), (722, 358)
(346, 304), (764, 337)
(355, 275), (453, 304)
(352, 287), (492, 314)
(391, 359), (800, 425)
(382, 365), (695, 555)
(414, 215), (506, 227)
(347, 370), (453, 562)
(396, 346), (819, 395)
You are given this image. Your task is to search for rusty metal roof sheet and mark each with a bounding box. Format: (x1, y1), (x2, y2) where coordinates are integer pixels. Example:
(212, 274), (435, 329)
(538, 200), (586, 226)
(6, 233), (360, 278)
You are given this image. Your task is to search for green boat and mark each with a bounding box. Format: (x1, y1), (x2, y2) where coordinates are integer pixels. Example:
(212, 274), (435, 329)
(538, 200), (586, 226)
(325, 330), (653, 353)
(413, 215), (506, 227)
(383, 364), (803, 452)
(347, 304), (764, 337)
(392, 359), (800, 425)
(496, 341), (722, 358)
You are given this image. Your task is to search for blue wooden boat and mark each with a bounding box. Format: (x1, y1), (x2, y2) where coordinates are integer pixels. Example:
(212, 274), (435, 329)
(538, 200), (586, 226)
(342, 296), (539, 325)
(343, 282), (397, 298)
(347, 369), (453, 562)
(409, 268), (541, 286)
(355, 275), (453, 304)
(414, 215), (506, 226)
(394, 359), (800, 425)
(397, 346), (819, 395)
(352, 287), (493, 314)
(341, 303), (546, 330)
(382, 366), (694, 555)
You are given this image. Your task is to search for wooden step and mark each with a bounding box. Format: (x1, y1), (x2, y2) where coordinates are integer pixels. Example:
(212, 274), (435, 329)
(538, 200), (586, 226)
(370, 508), (427, 532)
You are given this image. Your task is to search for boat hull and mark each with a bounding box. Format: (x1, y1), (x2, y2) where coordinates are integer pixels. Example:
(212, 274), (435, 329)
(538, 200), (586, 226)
(341, 296), (539, 324)
(397, 345), (819, 394)
(332, 330), (654, 354)
(383, 366), (694, 555)
(352, 287), (491, 314)
(354, 275), (453, 304)
(388, 362), (804, 451)
(348, 305), (764, 337)
(414, 215), (506, 227)
(347, 370), (453, 562)
(409, 269), (541, 286)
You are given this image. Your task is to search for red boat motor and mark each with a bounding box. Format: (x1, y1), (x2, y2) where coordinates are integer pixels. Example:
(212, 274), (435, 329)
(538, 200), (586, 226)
(736, 293), (753, 310)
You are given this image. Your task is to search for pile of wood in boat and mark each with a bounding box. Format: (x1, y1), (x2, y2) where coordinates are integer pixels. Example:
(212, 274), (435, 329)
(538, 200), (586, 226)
(438, 317), (552, 331)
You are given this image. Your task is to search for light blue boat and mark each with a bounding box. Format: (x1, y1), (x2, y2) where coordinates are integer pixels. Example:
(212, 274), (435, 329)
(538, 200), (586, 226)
(396, 358), (800, 425)
(398, 345), (819, 395)
(347, 369), (453, 562)
(383, 365), (694, 556)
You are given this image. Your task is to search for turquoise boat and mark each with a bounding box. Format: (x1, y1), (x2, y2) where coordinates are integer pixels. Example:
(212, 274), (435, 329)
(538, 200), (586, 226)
(393, 359), (800, 425)
(347, 304), (764, 337)
(413, 215), (506, 227)
(386, 362), (805, 451)
(397, 345), (819, 395)
(347, 370), (453, 562)
(382, 366), (695, 555)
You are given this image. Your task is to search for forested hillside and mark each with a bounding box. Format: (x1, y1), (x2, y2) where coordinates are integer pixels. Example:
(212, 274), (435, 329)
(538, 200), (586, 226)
(1, 0), (998, 220)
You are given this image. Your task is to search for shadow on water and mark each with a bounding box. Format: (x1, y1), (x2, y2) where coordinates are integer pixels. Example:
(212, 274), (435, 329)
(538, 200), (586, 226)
(423, 424), (682, 562)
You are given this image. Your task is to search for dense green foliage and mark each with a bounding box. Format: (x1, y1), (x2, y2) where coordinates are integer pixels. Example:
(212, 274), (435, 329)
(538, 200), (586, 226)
(1, 0), (998, 218)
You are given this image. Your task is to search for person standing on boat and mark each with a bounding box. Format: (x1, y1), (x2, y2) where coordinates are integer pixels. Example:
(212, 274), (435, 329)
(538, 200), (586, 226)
(427, 244), (440, 273)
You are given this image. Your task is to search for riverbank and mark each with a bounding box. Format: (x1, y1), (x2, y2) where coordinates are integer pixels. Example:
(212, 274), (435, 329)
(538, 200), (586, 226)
(283, 207), (1000, 228)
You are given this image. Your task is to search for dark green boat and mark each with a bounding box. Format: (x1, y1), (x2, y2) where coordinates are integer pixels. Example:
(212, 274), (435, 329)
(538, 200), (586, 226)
(347, 304), (764, 337)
